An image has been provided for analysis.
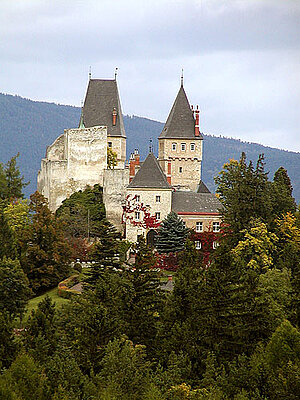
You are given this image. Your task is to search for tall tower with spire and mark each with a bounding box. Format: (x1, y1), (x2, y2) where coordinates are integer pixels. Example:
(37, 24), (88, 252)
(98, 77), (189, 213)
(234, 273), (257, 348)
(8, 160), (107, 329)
(158, 82), (203, 192)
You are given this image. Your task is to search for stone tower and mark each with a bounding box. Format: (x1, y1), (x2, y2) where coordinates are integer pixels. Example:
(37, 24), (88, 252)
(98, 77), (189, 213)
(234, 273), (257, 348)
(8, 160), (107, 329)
(81, 78), (126, 168)
(158, 83), (203, 192)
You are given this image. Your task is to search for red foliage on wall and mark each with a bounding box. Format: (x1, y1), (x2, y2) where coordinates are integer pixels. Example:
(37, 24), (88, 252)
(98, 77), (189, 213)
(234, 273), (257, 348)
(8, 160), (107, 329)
(122, 194), (161, 229)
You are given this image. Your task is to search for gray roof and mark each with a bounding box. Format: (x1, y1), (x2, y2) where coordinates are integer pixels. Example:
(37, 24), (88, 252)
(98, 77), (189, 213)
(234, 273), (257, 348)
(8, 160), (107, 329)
(172, 191), (222, 214)
(159, 86), (203, 139)
(128, 152), (171, 189)
(81, 79), (126, 137)
(197, 180), (211, 193)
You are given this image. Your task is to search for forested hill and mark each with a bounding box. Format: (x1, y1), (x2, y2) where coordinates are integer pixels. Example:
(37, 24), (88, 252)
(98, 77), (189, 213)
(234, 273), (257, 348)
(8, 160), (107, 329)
(1, 92), (299, 202)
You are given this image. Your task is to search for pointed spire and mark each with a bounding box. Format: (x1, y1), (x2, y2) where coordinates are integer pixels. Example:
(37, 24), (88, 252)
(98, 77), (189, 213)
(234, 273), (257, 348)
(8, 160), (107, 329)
(79, 100), (85, 128)
(181, 68), (184, 87)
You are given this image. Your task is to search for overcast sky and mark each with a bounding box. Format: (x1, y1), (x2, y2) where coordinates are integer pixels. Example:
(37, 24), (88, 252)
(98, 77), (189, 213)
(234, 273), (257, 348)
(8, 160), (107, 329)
(1, 0), (299, 152)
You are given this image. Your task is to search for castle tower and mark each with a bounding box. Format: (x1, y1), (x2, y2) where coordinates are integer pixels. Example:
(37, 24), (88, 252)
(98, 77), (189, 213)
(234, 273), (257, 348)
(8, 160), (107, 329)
(81, 78), (126, 168)
(158, 83), (203, 192)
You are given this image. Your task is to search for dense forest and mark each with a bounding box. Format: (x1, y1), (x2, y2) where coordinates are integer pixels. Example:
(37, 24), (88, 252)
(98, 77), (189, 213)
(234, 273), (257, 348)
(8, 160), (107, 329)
(1, 92), (299, 202)
(0, 152), (299, 399)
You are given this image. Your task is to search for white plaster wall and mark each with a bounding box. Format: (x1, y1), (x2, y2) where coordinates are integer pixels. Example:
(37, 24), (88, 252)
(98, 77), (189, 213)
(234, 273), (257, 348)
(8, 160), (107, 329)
(125, 188), (172, 242)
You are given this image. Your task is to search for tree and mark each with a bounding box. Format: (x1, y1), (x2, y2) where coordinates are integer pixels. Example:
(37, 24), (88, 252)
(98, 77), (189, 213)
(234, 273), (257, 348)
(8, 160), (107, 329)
(0, 257), (31, 321)
(107, 146), (118, 169)
(56, 184), (106, 239)
(156, 212), (189, 254)
(214, 153), (272, 240)
(126, 236), (162, 353)
(21, 192), (71, 293)
(85, 220), (121, 289)
(0, 203), (17, 260)
(3, 153), (28, 200)
(0, 312), (18, 370)
(272, 167), (297, 217)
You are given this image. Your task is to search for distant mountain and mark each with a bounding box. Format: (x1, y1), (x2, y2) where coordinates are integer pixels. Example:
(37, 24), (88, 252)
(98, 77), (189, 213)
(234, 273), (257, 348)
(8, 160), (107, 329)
(0, 92), (299, 202)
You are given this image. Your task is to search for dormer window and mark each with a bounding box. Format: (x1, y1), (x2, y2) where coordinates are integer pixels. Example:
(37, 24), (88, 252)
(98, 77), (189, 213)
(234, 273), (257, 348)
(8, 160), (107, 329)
(181, 143), (186, 151)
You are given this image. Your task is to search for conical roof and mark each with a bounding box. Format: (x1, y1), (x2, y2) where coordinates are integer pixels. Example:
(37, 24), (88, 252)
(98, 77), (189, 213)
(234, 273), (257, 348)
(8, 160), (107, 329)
(81, 79), (126, 137)
(159, 86), (202, 139)
(128, 152), (171, 189)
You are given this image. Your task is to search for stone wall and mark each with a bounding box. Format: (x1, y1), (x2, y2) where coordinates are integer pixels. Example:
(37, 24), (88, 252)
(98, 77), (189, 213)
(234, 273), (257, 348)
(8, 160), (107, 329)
(38, 126), (108, 211)
(103, 168), (129, 231)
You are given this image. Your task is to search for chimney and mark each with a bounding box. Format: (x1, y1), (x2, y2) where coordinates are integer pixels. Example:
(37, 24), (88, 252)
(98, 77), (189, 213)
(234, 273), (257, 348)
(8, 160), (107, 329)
(168, 275), (173, 281)
(167, 161), (172, 185)
(194, 105), (200, 137)
(112, 107), (117, 126)
(129, 150), (140, 182)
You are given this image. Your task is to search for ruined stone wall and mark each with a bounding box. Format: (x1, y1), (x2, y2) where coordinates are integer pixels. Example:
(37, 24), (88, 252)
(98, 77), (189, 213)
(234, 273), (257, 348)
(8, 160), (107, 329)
(158, 138), (203, 191)
(37, 126), (107, 211)
(103, 168), (129, 231)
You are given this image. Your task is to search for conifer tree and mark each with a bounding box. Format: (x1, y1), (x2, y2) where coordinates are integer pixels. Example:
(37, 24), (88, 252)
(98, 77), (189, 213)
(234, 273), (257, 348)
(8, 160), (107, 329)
(4, 153), (28, 199)
(155, 212), (189, 254)
(272, 167), (297, 217)
(85, 220), (121, 289)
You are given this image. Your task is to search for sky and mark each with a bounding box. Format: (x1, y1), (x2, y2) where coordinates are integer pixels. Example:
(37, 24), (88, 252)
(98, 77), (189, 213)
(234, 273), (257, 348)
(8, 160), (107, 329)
(1, 0), (300, 152)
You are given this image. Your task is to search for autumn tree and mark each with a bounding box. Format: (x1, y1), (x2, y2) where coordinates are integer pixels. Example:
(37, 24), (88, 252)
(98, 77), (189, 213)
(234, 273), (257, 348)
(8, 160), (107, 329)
(21, 191), (71, 293)
(107, 146), (118, 169)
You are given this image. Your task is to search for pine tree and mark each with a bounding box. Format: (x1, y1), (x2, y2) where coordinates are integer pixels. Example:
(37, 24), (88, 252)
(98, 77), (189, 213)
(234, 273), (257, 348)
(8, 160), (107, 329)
(4, 153), (28, 199)
(272, 167), (297, 217)
(155, 212), (189, 254)
(85, 220), (121, 289)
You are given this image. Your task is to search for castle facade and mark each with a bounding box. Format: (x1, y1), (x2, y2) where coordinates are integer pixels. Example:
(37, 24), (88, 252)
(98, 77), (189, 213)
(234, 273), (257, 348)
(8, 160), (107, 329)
(38, 77), (221, 243)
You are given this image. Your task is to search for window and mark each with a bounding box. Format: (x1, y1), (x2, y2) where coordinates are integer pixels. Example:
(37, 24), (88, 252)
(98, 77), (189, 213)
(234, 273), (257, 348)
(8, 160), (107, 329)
(156, 195), (161, 203)
(155, 212), (161, 220)
(195, 241), (201, 250)
(196, 222), (203, 232)
(213, 241), (219, 249)
(108, 142), (112, 148)
(135, 195), (140, 202)
(213, 222), (220, 232)
(135, 211), (140, 221)
(182, 221), (186, 227)
(190, 143), (195, 151)
(172, 143), (177, 151)
(179, 166), (183, 173)
(181, 143), (186, 151)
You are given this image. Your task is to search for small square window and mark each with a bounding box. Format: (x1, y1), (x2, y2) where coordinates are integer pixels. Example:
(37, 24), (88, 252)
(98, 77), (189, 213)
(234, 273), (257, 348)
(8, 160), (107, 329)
(179, 166), (183, 173)
(155, 212), (161, 220)
(190, 143), (195, 151)
(195, 241), (201, 250)
(213, 222), (220, 232)
(196, 222), (203, 232)
(172, 143), (177, 151)
(108, 142), (112, 148)
(135, 195), (140, 202)
(135, 211), (140, 221)
(213, 241), (219, 249)
(156, 195), (161, 202)
(181, 143), (186, 151)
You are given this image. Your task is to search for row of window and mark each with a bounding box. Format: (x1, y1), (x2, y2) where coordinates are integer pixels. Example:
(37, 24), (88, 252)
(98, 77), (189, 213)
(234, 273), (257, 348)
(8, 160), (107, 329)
(135, 211), (161, 221)
(172, 143), (195, 151)
(196, 221), (220, 232)
(195, 240), (219, 250)
(135, 195), (161, 203)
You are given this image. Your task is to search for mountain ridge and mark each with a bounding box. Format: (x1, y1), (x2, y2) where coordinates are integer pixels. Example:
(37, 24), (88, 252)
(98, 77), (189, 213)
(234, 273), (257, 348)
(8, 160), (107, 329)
(0, 92), (299, 202)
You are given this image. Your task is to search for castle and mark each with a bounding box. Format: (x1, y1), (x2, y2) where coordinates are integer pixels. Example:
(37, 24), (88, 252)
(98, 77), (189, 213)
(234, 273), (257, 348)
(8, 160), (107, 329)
(37, 76), (221, 243)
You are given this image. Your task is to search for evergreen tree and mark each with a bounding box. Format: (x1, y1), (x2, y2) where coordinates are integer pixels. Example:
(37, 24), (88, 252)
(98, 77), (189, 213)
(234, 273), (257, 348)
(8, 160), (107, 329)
(272, 167), (297, 217)
(0, 163), (8, 200)
(156, 212), (189, 254)
(0, 312), (18, 370)
(0, 257), (31, 321)
(21, 192), (71, 293)
(126, 236), (162, 353)
(0, 204), (17, 260)
(215, 152), (272, 241)
(4, 153), (28, 199)
(85, 220), (121, 289)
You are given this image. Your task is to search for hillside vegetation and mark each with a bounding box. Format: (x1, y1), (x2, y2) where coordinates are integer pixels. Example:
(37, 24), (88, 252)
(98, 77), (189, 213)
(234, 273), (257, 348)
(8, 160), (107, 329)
(1, 92), (299, 202)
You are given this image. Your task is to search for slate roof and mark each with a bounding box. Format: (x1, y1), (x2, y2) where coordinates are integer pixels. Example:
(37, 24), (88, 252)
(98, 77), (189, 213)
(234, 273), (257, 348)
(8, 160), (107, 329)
(81, 79), (126, 137)
(128, 152), (171, 189)
(159, 85), (203, 139)
(172, 191), (222, 214)
(197, 180), (211, 193)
